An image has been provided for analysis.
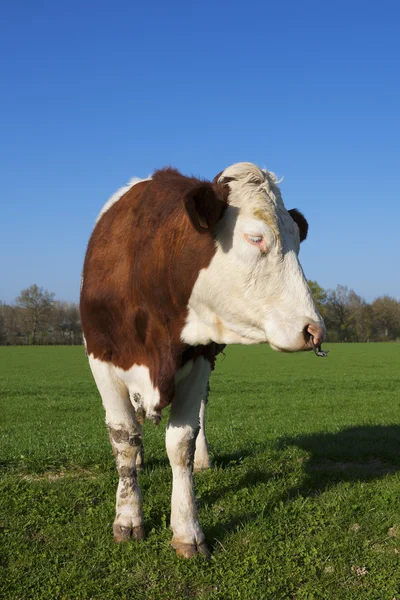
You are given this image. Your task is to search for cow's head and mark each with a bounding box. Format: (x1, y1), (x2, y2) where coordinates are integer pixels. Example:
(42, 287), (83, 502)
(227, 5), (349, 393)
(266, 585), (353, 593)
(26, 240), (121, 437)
(181, 162), (325, 352)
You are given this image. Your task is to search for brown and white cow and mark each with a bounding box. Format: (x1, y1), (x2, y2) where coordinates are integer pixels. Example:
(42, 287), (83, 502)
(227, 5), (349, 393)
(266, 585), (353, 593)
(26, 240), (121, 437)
(80, 162), (325, 558)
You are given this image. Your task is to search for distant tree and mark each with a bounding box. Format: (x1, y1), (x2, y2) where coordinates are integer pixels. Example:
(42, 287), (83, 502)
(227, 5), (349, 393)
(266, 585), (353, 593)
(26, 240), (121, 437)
(308, 280), (327, 317)
(0, 303), (22, 344)
(324, 285), (360, 341)
(346, 289), (370, 342)
(0, 302), (7, 344)
(0, 282), (397, 345)
(16, 285), (55, 345)
(371, 296), (400, 340)
(357, 302), (374, 342)
(51, 301), (82, 344)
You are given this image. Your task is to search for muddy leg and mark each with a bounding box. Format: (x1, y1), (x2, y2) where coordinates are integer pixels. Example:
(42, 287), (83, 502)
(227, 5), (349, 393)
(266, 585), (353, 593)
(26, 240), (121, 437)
(108, 425), (144, 542)
(88, 356), (145, 542)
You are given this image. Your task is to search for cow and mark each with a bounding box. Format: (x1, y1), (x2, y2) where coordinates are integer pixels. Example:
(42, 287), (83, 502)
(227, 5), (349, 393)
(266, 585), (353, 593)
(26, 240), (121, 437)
(80, 162), (325, 558)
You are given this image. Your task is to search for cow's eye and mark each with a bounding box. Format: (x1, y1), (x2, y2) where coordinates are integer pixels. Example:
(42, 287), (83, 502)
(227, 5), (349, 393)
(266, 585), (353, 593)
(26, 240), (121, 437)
(245, 234), (263, 246)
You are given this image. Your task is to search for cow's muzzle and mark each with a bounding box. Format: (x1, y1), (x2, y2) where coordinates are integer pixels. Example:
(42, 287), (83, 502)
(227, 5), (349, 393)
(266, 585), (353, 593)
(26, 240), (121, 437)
(304, 322), (325, 347)
(303, 322), (328, 356)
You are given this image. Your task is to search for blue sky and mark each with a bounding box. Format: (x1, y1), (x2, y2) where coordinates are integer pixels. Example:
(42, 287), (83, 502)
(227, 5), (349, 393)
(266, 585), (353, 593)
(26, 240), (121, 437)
(1, 0), (399, 304)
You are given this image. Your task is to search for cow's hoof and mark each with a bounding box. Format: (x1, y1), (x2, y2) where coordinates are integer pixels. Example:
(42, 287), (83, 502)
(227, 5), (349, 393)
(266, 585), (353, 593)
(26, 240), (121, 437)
(193, 462), (211, 473)
(197, 542), (211, 559)
(113, 523), (145, 543)
(172, 540), (211, 559)
(131, 525), (145, 540)
(113, 524), (131, 542)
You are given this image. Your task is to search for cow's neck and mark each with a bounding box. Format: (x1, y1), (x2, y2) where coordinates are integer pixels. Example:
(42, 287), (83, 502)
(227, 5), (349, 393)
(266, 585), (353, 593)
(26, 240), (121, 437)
(181, 306), (267, 346)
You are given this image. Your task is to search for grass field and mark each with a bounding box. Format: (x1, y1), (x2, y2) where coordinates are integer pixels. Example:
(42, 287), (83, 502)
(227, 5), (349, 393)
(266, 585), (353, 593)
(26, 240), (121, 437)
(0, 344), (399, 599)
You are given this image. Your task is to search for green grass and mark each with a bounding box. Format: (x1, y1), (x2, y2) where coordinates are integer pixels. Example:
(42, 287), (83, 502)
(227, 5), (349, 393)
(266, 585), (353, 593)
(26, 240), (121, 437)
(1, 344), (399, 599)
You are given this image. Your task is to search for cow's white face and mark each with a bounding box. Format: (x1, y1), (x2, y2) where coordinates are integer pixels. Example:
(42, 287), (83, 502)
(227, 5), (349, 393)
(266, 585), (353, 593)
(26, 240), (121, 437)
(181, 162), (325, 352)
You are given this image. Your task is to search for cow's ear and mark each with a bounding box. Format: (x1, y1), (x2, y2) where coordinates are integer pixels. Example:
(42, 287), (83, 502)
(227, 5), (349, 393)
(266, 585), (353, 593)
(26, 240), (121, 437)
(288, 209), (308, 242)
(184, 184), (226, 232)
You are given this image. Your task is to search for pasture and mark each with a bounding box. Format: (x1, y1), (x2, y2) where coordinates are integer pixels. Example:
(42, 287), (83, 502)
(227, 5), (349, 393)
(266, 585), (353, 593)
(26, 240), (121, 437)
(0, 344), (399, 599)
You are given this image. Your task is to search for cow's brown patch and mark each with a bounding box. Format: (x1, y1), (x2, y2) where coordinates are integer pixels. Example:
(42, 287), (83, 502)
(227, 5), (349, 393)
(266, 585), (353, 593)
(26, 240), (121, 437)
(80, 168), (229, 410)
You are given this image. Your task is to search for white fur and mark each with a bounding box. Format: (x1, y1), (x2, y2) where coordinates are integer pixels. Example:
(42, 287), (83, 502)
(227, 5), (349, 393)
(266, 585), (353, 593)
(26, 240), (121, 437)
(91, 357), (200, 424)
(182, 162), (324, 352)
(95, 176), (151, 224)
(88, 355), (144, 533)
(194, 394), (211, 471)
(89, 355), (134, 425)
(90, 352), (212, 549)
(166, 356), (211, 548)
(114, 364), (161, 422)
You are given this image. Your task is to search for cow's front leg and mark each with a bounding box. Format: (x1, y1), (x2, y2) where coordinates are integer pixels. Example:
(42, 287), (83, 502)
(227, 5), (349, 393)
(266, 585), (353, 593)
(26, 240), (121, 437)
(166, 356), (211, 558)
(194, 383), (211, 472)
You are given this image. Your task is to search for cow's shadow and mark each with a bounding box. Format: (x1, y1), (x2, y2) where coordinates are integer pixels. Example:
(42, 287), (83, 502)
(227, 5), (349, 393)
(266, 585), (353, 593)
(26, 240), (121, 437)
(144, 441), (265, 473)
(205, 425), (400, 547)
(211, 443), (266, 469)
(278, 424), (400, 494)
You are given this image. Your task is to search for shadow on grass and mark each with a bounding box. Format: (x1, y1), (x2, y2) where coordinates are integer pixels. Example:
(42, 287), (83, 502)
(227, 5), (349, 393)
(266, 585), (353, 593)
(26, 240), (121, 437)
(144, 442), (267, 472)
(204, 425), (400, 547)
(203, 467), (274, 550)
(142, 456), (170, 470)
(212, 443), (266, 468)
(278, 424), (400, 496)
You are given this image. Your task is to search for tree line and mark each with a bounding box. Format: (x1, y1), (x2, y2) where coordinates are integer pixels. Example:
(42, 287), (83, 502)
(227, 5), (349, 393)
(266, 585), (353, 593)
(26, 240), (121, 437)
(0, 285), (81, 345)
(0, 283), (399, 346)
(308, 281), (400, 342)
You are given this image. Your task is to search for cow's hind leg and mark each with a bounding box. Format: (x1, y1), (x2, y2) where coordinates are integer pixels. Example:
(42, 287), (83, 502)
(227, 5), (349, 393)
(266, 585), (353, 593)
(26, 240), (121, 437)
(166, 356), (211, 558)
(89, 356), (144, 542)
(135, 439), (145, 470)
(194, 383), (211, 472)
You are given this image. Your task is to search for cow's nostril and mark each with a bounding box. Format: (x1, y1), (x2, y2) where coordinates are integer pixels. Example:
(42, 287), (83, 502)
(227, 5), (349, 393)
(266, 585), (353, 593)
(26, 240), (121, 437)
(306, 323), (325, 347)
(303, 325), (312, 343)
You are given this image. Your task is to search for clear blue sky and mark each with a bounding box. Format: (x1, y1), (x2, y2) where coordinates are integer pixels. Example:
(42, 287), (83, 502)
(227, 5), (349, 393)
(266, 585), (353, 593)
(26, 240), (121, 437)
(1, 0), (399, 304)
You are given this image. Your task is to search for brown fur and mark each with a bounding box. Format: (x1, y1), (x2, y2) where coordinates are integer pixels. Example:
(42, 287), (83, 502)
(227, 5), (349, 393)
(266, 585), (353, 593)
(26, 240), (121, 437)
(80, 168), (228, 410)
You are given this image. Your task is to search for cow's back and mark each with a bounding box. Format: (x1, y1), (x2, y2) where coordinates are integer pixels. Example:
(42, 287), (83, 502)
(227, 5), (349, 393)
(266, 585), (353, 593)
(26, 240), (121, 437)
(81, 180), (150, 365)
